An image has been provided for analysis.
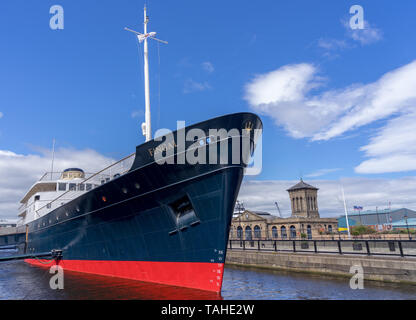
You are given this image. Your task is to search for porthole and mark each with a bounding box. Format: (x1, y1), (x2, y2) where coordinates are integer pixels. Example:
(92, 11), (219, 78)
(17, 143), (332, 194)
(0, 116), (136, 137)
(102, 196), (107, 202)
(122, 187), (128, 194)
(134, 183), (140, 189)
(76, 206), (80, 212)
(65, 212), (69, 217)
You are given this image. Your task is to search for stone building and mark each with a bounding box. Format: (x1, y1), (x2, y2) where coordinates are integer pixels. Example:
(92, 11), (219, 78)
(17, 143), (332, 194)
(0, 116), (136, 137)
(230, 179), (338, 240)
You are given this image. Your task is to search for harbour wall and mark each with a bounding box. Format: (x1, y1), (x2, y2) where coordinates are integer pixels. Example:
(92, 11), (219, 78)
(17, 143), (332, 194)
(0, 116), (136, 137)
(226, 250), (416, 285)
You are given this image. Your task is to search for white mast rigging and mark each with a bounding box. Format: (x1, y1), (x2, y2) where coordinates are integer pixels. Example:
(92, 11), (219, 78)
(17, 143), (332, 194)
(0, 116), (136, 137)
(125, 6), (168, 142)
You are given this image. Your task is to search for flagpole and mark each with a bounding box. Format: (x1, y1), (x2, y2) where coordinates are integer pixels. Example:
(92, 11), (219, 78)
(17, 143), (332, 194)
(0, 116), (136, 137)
(342, 186), (351, 239)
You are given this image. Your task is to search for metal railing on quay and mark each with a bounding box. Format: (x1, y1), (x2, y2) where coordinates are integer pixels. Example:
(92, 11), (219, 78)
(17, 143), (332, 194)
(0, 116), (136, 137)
(228, 239), (416, 258)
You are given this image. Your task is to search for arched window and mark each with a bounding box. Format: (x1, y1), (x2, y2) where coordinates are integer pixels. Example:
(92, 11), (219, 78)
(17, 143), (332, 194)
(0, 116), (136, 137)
(296, 198), (299, 211)
(254, 225), (261, 238)
(314, 197), (317, 210)
(328, 225), (333, 233)
(237, 226), (243, 239)
(281, 226), (287, 239)
(245, 226), (252, 240)
(290, 225), (296, 239)
(307, 225), (312, 239)
(272, 226), (278, 238)
(300, 197), (303, 211)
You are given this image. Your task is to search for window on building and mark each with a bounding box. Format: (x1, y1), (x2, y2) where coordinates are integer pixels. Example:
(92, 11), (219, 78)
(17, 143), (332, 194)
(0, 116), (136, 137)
(254, 225), (261, 238)
(281, 226), (287, 239)
(290, 225), (296, 239)
(328, 225), (333, 233)
(58, 183), (66, 191)
(245, 226), (252, 240)
(272, 226), (278, 238)
(237, 226), (243, 239)
(307, 225), (312, 239)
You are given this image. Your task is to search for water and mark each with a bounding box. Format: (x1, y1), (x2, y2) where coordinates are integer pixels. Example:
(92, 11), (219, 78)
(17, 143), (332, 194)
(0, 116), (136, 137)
(1, 252), (416, 300)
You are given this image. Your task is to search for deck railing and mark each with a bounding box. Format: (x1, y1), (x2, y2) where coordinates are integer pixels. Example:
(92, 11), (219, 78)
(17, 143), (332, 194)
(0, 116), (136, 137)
(33, 153), (136, 219)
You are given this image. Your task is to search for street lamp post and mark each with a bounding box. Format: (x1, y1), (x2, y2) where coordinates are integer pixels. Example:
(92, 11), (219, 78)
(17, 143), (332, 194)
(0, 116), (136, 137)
(404, 214), (411, 240)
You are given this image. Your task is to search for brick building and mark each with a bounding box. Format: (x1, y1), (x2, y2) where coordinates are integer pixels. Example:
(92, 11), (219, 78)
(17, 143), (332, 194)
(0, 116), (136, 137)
(230, 179), (338, 240)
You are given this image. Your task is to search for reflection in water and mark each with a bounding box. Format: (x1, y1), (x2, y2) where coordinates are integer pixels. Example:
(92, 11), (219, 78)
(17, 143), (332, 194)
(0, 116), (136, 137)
(1, 251), (416, 300)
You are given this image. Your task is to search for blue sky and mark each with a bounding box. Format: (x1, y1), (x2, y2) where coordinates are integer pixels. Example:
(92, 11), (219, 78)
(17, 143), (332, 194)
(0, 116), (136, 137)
(1, 1), (416, 218)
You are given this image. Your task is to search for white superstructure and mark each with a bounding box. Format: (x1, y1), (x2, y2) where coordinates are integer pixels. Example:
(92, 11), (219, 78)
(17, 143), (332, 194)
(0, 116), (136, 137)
(17, 153), (136, 227)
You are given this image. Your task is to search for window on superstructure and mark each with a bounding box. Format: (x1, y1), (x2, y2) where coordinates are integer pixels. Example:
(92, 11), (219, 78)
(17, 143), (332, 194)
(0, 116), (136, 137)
(47, 203), (51, 209)
(34, 195), (40, 201)
(58, 183), (66, 191)
(69, 183), (76, 191)
(79, 184), (85, 191)
(86, 184), (92, 191)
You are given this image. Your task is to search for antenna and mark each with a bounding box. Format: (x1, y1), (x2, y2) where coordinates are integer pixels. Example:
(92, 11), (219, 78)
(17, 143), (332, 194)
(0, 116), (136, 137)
(125, 6), (168, 142)
(50, 138), (56, 180)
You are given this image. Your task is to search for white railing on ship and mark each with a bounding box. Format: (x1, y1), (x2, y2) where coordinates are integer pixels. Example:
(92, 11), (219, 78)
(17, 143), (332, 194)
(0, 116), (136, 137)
(34, 152), (136, 219)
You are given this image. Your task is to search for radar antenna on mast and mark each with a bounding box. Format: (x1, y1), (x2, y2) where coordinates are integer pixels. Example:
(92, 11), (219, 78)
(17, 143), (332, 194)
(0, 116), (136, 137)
(125, 6), (168, 142)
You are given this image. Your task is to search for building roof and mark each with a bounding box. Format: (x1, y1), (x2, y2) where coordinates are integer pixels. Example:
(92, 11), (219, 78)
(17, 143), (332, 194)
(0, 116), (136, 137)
(337, 208), (416, 227)
(252, 211), (272, 216)
(287, 179), (318, 192)
(391, 218), (416, 228)
(63, 168), (84, 173)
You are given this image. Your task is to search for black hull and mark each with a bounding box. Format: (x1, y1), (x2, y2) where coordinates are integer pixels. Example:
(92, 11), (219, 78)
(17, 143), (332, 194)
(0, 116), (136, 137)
(23, 112), (262, 292)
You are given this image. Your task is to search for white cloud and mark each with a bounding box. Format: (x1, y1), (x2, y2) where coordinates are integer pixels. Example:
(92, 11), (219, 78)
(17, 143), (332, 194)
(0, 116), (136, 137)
(317, 38), (348, 51)
(244, 60), (416, 174)
(305, 168), (342, 178)
(245, 60), (416, 141)
(202, 61), (214, 73)
(355, 112), (416, 173)
(345, 20), (383, 45)
(239, 177), (416, 218)
(131, 109), (144, 119)
(0, 148), (115, 219)
(183, 78), (211, 94)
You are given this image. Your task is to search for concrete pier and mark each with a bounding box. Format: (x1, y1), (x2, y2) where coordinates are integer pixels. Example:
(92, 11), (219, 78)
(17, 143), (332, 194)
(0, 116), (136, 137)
(226, 250), (416, 285)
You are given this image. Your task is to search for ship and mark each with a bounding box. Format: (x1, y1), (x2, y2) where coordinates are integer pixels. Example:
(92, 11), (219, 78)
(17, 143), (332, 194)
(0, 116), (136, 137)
(16, 7), (262, 293)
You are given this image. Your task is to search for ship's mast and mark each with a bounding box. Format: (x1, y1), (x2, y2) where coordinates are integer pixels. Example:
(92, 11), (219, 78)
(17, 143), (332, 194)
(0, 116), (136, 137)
(143, 7), (151, 142)
(125, 7), (167, 142)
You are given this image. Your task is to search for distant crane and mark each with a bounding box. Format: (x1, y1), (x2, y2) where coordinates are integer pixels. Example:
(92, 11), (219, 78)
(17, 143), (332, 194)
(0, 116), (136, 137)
(275, 202), (283, 218)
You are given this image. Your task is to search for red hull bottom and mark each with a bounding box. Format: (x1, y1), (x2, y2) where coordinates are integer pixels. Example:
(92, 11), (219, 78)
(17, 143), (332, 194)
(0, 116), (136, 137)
(25, 259), (225, 293)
